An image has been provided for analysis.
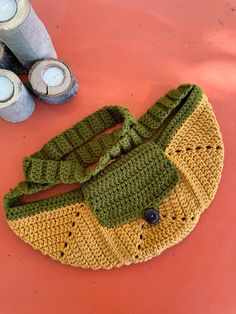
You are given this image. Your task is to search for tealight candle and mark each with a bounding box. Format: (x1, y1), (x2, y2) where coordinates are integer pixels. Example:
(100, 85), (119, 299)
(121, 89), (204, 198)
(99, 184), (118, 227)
(0, 0), (17, 22)
(0, 69), (35, 122)
(0, 76), (14, 102)
(29, 59), (78, 104)
(42, 67), (65, 87)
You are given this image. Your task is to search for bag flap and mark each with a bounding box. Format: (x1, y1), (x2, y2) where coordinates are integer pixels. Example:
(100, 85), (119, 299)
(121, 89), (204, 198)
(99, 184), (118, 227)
(82, 142), (179, 227)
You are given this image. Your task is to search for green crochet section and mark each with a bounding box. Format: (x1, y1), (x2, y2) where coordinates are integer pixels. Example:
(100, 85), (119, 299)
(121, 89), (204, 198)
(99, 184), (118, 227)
(5, 183), (84, 222)
(155, 85), (203, 149)
(137, 84), (202, 148)
(23, 106), (138, 184)
(4, 84), (203, 222)
(82, 142), (179, 227)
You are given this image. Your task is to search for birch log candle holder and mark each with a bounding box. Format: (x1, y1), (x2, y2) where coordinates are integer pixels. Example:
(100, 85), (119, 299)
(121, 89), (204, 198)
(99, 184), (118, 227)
(28, 59), (78, 104)
(0, 0), (57, 68)
(0, 41), (27, 74)
(0, 69), (35, 122)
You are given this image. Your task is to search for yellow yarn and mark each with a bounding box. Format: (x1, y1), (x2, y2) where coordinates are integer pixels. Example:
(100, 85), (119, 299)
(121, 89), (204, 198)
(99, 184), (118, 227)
(8, 93), (224, 269)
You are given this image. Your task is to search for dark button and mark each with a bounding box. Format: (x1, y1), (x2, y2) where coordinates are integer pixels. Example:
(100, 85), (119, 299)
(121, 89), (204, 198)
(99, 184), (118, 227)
(144, 208), (160, 225)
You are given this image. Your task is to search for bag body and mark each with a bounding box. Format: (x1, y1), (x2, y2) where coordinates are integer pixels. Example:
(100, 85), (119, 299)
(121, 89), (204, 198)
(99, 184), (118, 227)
(4, 84), (224, 269)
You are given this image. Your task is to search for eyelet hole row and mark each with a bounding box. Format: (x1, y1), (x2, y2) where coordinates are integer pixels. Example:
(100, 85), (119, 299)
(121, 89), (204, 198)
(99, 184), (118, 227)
(161, 214), (195, 221)
(168, 145), (223, 155)
(136, 223), (146, 259)
(59, 211), (81, 258)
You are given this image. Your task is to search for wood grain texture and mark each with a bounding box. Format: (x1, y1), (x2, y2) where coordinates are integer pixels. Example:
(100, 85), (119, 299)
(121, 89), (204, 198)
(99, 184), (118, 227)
(28, 59), (78, 104)
(0, 0), (57, 68)
(0, 69), (35, 122)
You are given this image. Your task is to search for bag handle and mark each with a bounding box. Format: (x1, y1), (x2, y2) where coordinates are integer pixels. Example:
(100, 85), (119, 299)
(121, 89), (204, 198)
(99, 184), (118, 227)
(4, 84), (197, 209)
(23, 106), (139, 185)
(4, 106), (138, 209)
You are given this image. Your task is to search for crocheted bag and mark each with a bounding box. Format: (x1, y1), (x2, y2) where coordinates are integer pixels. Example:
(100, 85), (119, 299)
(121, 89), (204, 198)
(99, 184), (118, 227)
(3, 84), (224, 269)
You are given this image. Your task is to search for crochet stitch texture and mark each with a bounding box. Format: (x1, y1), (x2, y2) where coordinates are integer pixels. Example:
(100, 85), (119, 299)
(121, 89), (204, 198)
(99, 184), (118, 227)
(3, 84), (224, 269)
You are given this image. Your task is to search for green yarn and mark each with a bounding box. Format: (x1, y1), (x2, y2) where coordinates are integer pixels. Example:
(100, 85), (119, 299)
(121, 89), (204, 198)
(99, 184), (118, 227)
(5, 185), (84, 221)
(23, 106), (137, 184)
(82, 142), (179, 227)
(155, 85), (203, 149)
(4, 84), (203, 224)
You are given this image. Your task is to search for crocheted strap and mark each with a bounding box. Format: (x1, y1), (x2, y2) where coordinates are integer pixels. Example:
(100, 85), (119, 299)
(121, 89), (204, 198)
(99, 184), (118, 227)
(23, 84), (195, 185)
(5, 84), (199, 210)
(23, 106), (138, 185)
(5, 106), (138, 208)
(136, 83), (196, 141)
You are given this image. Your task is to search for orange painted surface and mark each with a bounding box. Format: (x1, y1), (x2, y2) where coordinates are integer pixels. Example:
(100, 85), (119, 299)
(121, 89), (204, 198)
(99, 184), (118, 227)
(0, 0), (236, 313)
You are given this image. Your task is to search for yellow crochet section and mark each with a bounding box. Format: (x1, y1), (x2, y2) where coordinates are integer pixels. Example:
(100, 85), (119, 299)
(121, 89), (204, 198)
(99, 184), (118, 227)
(8, 94), (224, 269)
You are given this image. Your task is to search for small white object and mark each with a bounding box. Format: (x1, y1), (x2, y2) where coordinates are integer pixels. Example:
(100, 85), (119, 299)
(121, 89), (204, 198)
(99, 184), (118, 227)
(0, 76), (14, 101)
(0, 0), (17, 22)
(0, 69), (35, 122)
(42, 66), (65, 87)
